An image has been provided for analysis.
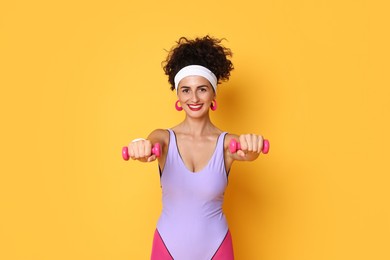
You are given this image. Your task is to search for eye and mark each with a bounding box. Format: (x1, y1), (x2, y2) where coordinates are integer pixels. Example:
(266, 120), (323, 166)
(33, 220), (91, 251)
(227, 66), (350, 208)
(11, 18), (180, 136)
(199, 87), (208, 92)
(182, 88), (190, 93)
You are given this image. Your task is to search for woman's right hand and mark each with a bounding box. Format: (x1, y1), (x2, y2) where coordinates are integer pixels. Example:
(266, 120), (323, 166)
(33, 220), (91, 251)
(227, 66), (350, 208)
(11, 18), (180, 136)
(127, 139), (157, 162)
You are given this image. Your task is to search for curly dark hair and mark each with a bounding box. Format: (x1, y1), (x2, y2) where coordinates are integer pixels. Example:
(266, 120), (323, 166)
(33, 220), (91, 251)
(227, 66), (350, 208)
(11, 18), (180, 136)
(163, 35), (234, 91)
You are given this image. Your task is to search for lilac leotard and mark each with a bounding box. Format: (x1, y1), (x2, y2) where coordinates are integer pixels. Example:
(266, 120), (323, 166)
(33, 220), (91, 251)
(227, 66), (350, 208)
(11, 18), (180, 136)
(154, 129), (232, 260)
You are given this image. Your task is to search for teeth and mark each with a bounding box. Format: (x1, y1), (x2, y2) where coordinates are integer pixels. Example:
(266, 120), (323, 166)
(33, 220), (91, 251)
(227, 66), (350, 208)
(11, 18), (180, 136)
(189, 104), (202, 108)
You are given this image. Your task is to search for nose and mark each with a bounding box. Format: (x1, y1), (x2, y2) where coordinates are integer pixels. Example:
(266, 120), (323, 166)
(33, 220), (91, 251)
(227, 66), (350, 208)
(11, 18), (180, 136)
(190, 91), (200, 102)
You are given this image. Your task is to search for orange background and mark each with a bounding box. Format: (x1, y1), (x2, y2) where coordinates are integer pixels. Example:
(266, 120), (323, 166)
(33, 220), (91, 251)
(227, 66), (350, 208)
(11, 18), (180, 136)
(1, 0), (389, 259)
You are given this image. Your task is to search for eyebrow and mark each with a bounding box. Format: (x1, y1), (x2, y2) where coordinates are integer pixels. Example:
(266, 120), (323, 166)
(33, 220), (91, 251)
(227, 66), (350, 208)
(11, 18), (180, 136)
(180, 85), (210, 89)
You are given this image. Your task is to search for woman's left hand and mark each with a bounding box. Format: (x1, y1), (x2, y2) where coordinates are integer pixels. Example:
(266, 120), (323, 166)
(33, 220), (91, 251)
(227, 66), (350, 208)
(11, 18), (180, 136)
(236, 134), (264, 159)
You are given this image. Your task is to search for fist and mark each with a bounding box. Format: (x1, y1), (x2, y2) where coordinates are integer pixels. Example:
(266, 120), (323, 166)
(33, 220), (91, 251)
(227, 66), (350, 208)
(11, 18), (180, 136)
(128, 139), (157, 162)
(237, 134), (264, 158)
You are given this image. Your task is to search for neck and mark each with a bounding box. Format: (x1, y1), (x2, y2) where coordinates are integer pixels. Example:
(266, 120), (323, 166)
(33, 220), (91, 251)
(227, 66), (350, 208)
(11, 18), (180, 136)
(179, 115), (215, 136)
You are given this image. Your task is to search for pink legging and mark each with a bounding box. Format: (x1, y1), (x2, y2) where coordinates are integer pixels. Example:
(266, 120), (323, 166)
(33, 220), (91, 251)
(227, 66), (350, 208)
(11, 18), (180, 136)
(150, 229), (234, 260)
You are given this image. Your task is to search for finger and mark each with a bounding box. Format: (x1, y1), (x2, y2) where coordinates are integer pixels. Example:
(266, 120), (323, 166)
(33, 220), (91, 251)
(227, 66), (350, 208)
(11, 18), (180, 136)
(249, 134), (256, 152)
(257, 135), (264, 153)
(237, 150), (246, 158)
(245, 134), (253, 152)
(252, 135), (259, 153)
(132, 142), (142, 159)
(128, 143), (136, 159)
(137, 141), (146, 158)
(239, 135), (248, 151)
(144, 140), (152, 158)
(147, 155), (157, 162)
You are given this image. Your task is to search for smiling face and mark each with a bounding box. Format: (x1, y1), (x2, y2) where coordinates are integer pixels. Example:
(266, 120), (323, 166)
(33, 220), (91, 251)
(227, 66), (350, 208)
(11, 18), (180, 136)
(177, 75), (216, 118)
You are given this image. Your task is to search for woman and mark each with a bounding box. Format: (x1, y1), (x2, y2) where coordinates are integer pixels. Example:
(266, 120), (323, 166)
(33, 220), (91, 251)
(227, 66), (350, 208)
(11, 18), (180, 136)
(126, 36), (266, 260)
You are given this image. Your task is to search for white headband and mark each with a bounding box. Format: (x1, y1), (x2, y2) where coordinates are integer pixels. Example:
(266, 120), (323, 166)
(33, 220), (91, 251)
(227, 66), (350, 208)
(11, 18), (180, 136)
(174, 65), (218, 93)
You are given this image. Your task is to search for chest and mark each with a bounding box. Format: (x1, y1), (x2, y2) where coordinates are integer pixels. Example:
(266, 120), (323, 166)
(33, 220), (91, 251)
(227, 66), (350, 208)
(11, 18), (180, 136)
(177, 138), (218, 173)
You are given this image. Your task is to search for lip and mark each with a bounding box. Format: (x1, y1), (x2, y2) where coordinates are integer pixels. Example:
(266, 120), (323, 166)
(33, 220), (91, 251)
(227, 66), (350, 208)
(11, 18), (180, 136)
(188, 104), (203, 111)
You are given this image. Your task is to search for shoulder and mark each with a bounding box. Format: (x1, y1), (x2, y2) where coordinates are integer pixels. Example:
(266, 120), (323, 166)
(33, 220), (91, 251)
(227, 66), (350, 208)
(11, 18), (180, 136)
(147, 129), (170, 145)
(149, 128), (169, 136)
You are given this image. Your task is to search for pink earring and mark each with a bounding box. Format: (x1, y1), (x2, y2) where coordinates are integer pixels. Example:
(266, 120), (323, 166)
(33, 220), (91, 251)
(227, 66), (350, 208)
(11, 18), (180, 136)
(210, 100), (218, 111)
(175, 100), (183, 111)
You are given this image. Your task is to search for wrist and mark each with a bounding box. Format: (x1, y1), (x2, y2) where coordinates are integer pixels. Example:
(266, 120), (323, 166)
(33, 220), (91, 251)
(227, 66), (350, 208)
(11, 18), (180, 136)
(131, 138), (146, 143)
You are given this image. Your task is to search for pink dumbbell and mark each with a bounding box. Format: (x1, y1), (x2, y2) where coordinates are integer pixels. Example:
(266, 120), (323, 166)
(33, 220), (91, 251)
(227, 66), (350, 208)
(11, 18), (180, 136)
(122, 143), (161, 161)
(229, 138), (270, 154)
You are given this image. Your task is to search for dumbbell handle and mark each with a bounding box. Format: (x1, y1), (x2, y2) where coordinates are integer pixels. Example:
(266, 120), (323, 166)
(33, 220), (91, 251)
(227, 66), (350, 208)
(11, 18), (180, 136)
(229, 139), (270, 154)
(122, 143), (161, 161)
